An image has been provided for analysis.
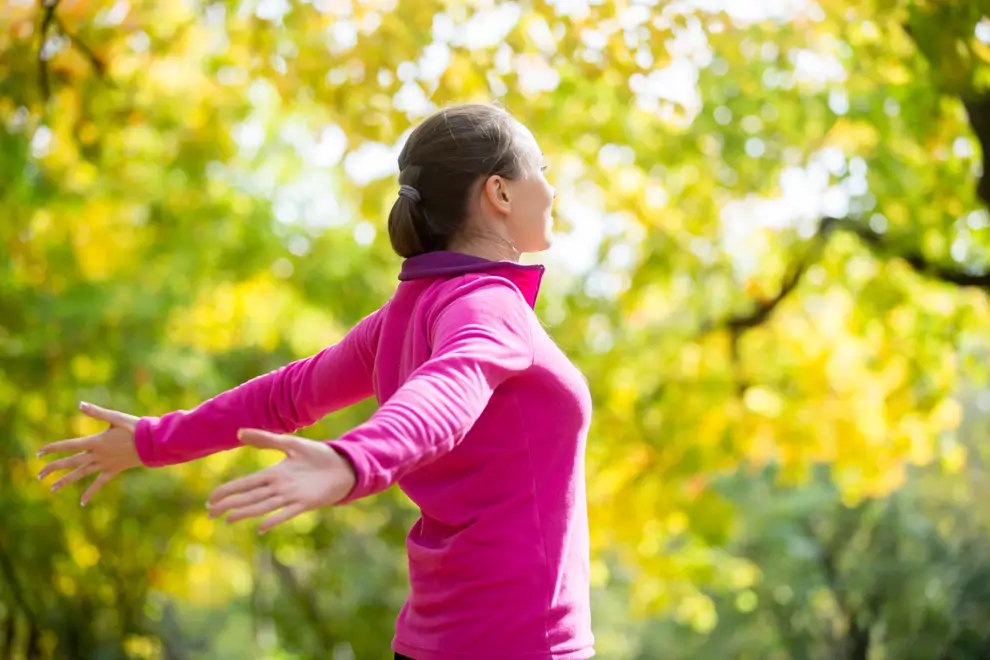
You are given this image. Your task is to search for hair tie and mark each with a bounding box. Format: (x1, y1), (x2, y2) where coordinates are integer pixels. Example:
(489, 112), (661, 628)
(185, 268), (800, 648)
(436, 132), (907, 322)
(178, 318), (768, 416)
(398, 184), (421, 203)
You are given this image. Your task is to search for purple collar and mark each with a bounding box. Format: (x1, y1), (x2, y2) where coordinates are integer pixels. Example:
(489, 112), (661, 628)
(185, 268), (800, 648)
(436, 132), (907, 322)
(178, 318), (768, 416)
(399, 251), (546, 308)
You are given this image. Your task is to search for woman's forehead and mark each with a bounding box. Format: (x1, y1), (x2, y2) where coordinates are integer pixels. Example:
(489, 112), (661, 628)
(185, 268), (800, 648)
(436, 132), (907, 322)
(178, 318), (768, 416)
(511, 121), (543, 161)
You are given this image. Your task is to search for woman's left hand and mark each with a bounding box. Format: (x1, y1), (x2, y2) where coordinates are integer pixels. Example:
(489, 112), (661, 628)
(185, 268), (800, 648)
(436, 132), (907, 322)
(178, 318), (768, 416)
(207, 429), (356, 534)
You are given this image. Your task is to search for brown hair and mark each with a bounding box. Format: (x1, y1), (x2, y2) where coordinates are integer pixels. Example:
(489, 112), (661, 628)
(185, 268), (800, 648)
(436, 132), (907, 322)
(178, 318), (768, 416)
(387, 104), (526, 259)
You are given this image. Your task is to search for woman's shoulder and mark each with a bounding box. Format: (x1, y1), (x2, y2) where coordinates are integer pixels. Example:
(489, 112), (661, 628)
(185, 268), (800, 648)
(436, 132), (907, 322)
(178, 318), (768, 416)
(427, 271), (533, 317)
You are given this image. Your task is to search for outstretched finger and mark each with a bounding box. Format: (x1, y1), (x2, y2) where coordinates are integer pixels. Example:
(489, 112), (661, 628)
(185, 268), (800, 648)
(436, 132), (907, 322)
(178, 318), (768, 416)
(208, 469), (272, 506)
(37, 435), (98, 458)
(79, 402), (138, 429)
(225, 496), (287, 524)
(51, 463), (100, 493)
(38, 452), (92, 481)
(237, 428), (304, 454)
(80, 472), (116, 506)
(207, 487), (273, 519)
(259, 502), (308, 534)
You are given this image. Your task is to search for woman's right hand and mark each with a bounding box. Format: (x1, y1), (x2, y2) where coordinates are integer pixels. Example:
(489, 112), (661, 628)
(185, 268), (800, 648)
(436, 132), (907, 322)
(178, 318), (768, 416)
(37, 402), (143, 505)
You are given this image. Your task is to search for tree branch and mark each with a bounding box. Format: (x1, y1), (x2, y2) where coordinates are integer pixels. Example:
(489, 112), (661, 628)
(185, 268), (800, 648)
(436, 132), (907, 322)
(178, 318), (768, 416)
(1, 613), (13, 657)
(903, 19), (990, 210)
(25, 622), (41, 660)
(962, 95), (990, 208)
(54, 15), (109, 79)
(704, 216), (990, 338)
(827, 216), (990, 289)
(36, 0), (60, 101)
(37, 0), (113, 102)
(702, 217), (839, 336)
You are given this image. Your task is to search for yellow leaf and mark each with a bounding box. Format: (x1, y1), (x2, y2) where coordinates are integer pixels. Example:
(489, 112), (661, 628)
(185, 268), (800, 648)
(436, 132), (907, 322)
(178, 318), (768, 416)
(743, 386), (784, 418)
(825, 118), (880, 153)
(929, 397), (963, 431)
(941, 443), (966, 475)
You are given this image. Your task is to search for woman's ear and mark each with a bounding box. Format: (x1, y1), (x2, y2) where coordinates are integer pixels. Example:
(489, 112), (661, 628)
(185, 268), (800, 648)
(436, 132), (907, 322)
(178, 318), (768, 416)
(483, 175), (512, 215)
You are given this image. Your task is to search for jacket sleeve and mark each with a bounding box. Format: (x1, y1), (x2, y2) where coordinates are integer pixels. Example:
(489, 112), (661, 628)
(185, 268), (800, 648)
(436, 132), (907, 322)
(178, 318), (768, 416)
(328, 280), (534, 503)
(133, 307), (384, 467)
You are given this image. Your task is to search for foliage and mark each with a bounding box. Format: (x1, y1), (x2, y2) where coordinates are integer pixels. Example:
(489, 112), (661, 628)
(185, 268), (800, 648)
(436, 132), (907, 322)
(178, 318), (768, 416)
(2, 0), (990, 657)
(620, 392), (990, 659)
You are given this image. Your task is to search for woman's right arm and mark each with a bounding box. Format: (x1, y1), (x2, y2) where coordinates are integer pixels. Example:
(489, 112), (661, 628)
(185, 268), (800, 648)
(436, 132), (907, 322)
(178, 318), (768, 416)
(133, 306), (385, 467)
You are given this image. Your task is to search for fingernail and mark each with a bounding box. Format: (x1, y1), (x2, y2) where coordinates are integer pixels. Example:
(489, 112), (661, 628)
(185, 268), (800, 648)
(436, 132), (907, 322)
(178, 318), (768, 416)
(79, 401), (89, 410)
(36, 451), (45, 458)
(237, 429), (244, 440)
(51, 485), (58, 493)
(80, 500), (86, 507)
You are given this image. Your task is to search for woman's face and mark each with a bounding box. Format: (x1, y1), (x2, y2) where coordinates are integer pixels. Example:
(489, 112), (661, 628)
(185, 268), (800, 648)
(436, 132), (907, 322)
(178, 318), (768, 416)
(497, 121), (557, 253)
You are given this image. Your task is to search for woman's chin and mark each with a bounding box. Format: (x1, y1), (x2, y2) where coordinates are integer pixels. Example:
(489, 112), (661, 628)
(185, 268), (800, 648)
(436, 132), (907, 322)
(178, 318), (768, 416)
(535, 233), (554, 252)
(541, 219), (555, 248)
(519, 223), (555, 253)
(521, 237), (553, 254)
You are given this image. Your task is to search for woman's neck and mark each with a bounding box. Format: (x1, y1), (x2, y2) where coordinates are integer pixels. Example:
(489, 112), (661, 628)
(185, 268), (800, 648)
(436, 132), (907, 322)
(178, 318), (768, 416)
(446, 234), (521, 263)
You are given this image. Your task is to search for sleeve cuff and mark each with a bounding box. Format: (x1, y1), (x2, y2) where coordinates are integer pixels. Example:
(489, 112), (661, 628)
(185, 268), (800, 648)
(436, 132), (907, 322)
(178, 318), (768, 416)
(326, 439), (377, 504)
(133, 417), (164, 467)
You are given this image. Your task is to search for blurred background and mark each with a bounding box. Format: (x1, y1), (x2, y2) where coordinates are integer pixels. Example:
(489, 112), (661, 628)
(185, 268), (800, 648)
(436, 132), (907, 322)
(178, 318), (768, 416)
(3, 0), (990, 658)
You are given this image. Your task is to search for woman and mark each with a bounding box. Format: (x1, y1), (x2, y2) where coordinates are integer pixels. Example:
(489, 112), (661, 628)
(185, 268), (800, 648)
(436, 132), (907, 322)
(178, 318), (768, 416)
(38, 103), (595, 660)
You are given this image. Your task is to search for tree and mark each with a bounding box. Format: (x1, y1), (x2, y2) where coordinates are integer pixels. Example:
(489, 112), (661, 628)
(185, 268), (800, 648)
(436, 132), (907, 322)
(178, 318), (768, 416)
(628, 390), (990, 659)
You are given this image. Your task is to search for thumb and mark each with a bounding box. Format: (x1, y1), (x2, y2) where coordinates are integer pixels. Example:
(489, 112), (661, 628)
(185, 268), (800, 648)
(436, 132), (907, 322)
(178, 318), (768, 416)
(237, 428), (299, 452)
(80, 402), (137, 429)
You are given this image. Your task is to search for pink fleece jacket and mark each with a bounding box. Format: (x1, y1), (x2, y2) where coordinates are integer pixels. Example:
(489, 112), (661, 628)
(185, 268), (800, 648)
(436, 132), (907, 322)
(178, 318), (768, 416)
(133, 251), (595, 659)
